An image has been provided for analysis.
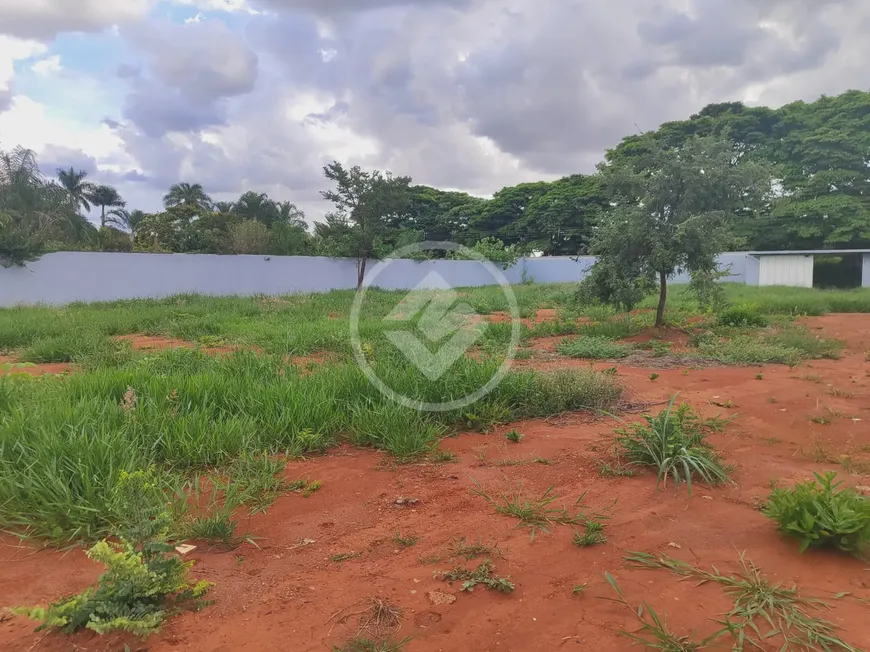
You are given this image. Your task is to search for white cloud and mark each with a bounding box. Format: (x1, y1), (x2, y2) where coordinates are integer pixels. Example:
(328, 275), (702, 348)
(0, 35), (47, 101)
(0, 0), (152, 40)
(31, 54), (63, 75)
(173, 0), (260, 14)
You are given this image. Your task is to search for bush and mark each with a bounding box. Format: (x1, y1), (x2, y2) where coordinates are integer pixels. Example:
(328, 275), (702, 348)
(694, 336), (803, 366)
(615, 397), (730, 494)
(764, 471), (870, 557)
(14, 469), (211, 636)
(716, 306), (768, 328)
(557, 336), (633, 359)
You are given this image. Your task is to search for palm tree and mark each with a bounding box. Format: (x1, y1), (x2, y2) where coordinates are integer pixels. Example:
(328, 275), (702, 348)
(56, 167), (94, 214)
(275, 201), (307, 229)
(234, 191), (275, 225)
(163, 182), (212, 212)
(87, 184), (126, 228)
(1, 146), (73, 266)
(213, 201), (236, 214)
(106, 207), (146, 237)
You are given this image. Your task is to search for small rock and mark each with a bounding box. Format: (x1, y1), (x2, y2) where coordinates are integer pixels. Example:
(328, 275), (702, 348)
(394, 497), (420, 506)
(667, 542), (681, 549)
(701, 495), (713, 500)
(175, 544), (197, 555)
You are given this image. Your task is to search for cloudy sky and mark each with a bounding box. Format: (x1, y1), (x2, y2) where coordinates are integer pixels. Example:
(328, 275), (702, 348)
(1, 0), (868, 222)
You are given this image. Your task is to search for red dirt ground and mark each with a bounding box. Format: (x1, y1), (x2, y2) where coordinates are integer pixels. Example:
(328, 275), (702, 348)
(2, 315), (870, 651)
(0, 355), (73, 377)
(115, 334), (238, 356)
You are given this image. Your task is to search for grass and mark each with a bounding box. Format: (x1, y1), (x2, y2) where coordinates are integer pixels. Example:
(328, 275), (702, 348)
(333, 637), (412, 652)
(331, 552), (362, 563)
(0, 350), (622, 543)
(557, 336), (633, 359)
(615, 397), (731, 494)
(449, 537), (503, 560)
(624, 551), (860, 651)
(573, 519), (607, 547)
(435, 559), (514, 593)
(472, 482), (610, 541)
(603, 572), (718, 650)
(504, 428), (524, 443)
(392, 532), (417, 548)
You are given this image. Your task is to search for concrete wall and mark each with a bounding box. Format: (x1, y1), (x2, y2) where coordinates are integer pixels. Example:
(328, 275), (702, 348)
(0, 251), (750, 306)
(863, 253), (870, 288)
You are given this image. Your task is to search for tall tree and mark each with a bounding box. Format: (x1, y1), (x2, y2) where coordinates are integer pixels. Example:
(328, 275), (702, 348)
(56, 167), (94, 214)
(320, 161), (412, 288)
(580, 136), (773, 327)
(163, 183), (212, 212)
(0, 147), (73, 267)
(234, 191), (277, 226)
(274, 201), (307, 229)
(106, 208), (146, 237)
(87, 184), (126, 228)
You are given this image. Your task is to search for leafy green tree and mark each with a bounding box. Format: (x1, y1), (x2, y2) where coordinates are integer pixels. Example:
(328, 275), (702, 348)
(580, 136), (773, 327)
(0, 146), (74, 267)
(106, 208), (146, 238)
(274, 201), (307, 228)
(320, 161), (412, 288)
(234, 191), (276, 226)
(163, 183), (212, 212)
(268, 221), (313, 256)
(87, 184), (125, 228)
(227, 220), (270, 254)
(56, 167), (94, 214)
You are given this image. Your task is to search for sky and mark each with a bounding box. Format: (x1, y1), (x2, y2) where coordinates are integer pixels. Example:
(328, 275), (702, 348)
(0, 0), (868, 223)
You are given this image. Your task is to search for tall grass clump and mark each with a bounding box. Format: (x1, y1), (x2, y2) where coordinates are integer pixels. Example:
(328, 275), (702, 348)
(557, 336), (633, 359)
(694, 335), (804, 366)
(579, 315), (648, 339)
(764, 471), (870, 558)
(615, 397), (730, 494)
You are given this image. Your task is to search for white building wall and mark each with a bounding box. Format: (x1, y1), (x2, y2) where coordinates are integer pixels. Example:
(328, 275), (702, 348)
(758, 255), (814, 287)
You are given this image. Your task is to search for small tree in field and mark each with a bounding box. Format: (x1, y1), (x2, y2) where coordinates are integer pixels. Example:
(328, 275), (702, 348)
(320, 161), (412, 289)
(579, 136), (772, 327)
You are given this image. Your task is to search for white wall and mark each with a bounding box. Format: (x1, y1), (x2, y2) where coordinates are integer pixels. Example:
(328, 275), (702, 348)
(0, 252), (750, 307)
(758, 255), (814, 287)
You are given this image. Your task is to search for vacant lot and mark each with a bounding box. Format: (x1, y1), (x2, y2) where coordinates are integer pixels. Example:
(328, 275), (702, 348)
(1, 284), (869, 651)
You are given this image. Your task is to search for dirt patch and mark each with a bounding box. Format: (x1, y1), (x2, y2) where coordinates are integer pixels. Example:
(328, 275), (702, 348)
(0, 356), (74, 377)
(624, 326), (692, 348)
(114, 334), (237, 355)
(3, 315), (870, 651)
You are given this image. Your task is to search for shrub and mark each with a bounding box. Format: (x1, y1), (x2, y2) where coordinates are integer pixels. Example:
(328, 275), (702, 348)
(557, 336), (633, 359)
(716, 305), (768, 328)
(14, 469), (211, 636)
(694, 336), (803, 366)
(615, 397), (730, 494)
(764, 471), (870, 558)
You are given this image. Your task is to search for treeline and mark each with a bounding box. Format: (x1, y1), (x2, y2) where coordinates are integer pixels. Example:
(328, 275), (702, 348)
(1, 89), (868, 269)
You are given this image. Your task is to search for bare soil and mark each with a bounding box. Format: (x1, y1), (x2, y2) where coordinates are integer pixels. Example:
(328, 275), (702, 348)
(0, 356), (74, 377)
(2, 315), (870, 651)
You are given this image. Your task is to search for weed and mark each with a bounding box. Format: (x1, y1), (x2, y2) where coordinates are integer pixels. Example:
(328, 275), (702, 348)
(331, 552), (362, 563)
(183, 510), (246, 549)
(754, 373), (763, 381)
(764, 471), (870, 558)
(449, 537), (503, 561)
(602, 572), (720, 650)
(572, 583), (589, 595)
(573, 520), (607, 547)
(514, 348), (534, 360)
(624, 551), (860, 651)
(504, 429), (524, 444)
(532, 457), (552, 465)
(332, 637), (412, 652)
(682, 369), (689, 376)
(615, 397), (731, 494)
(392, 532), (417, 548)
(803, 437), (833, 463)
(557, 336), (633, 360)
(435, 559), (514, 593)
(14, 469), (211, 636)
(827, 388), (855, 399)
(649, 373), (660, 381)
(763, 437), (780, 446)
(430, 449), (457, 464)
(579, 316), (647, 339)
(695, 335), (803, 366)
(767, 397), (777, 403)
(599, 461), (636, 478)
(800, 374), (823, 383)
(810, 414), (831, 425)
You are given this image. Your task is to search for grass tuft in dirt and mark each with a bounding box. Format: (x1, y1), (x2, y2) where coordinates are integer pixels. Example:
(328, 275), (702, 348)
(573, 519), (607, 547)
(435, 559), (514, 593)
(332, 637), (412, 652)
(602, 572), (720, 650)
(615, 397), (731, 494)
(331, 552), (362, 563)
(504, 428), (524, 443)
(472, 481), (610, 541)
(449, 537), (503, 561)
(716, 306), (769, 328)
(392, 532), (417, 548)
(624, 551), (860, 651)
(557, 336), (633, 360)
(763, 471), (870, 558)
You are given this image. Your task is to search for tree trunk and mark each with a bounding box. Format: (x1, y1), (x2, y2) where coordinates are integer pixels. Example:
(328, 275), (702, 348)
(100, 205), (106, 228)
(655, 271), (667, 328)
(356, 256), (367, 290)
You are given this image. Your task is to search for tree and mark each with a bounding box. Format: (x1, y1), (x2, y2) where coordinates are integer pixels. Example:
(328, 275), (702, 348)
(106, 208), (146, 238)
(579, 136), (773, 327)
(0, 146), (73, 267)
(274, 201), (306, 229)
(163, 183), (212, 212)
(213, 201), (236, 214)
(227, 220), (270, 254)
(56, 167), (94, 214)
(320, 161), (412, 288)
(87, 184), (126, 228)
